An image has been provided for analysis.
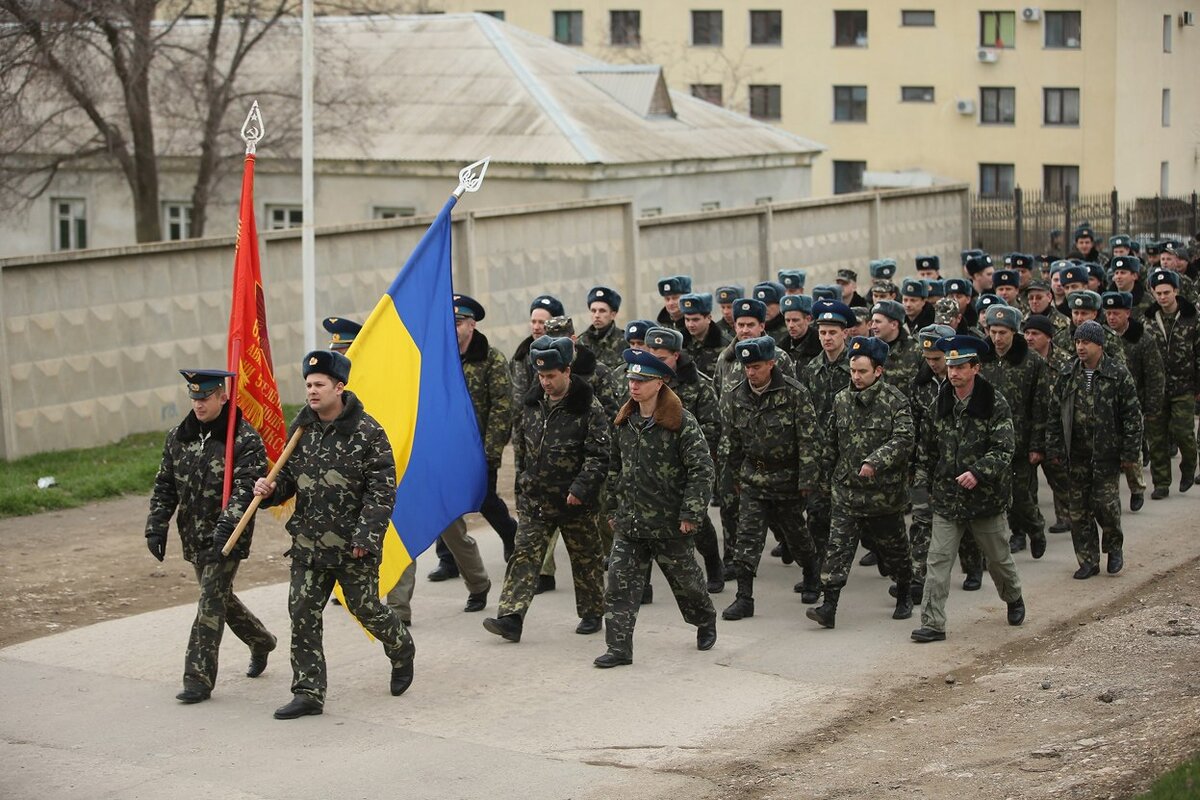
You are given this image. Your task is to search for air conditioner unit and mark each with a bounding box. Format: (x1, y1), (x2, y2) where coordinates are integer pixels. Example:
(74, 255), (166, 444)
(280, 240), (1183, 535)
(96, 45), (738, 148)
(977, 47), (1000, 63)
(1182, 11), (1195, 26)
(1020, 7), (1041, 22)
(956, 99), (976, 115)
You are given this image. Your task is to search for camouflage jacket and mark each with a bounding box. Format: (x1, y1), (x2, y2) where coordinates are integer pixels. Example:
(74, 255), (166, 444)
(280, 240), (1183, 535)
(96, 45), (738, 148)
(1053, 323), (1127, 366)
(264, 392), (395, 565)
(667, 356), (721, 456)
(1144, 296), (1200, 396)
(510, 336), (538, 408)
(825, 379), (915, 515)
(655, 307), (689, 335)
(461, 330), (513, 466)
(1114, 319), (1166, 416)
(579, 322), (626, 371)
(715, 317), (736, 340)
(714, 339), (796, 399)
(145, 405), (265, 562)
(1046, 356), (1143, 471)
(720, 366), (820, 498)
(781, 327), (823, 374)
(1030, 308), (1071, 339)
(765, 313), (789, 347)
(513, 375), (610, 520)
(880, 330), (921, 399)
(917, 377), (1016, 521)
(803, 347), (852, 428)
(609, 387), (714, 539)
(571, 344), (623, 421)
(903, 304), (935, 336)
(683, 320), (730, 379)
(979, 336), (1048, 457)
(908, 363), (945, 488)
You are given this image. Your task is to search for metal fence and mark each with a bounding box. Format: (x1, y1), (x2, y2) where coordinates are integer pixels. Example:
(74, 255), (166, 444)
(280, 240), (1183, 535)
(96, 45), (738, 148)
(971, 189), (1199, 256)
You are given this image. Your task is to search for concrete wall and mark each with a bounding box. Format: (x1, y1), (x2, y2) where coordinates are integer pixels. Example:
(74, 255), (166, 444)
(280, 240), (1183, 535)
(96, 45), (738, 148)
(0, 184), (967, 459)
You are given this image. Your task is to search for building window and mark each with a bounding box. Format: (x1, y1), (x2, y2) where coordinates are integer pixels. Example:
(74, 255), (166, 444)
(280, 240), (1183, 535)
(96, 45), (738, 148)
(1044, 11), (1081, 48)
(980, 11), (1015, 48)
(1161, 161), (1170, 195)
(1043, 88), (1080, 125)
(1162, 88), (1171, 126)
(980, 86), (1015, 124)
(162, 202), (193, 241)
(641, 207), (662, 218)
(373, 206), (415, 219)
(833, 161), (866, 195)
(691, 10), (723, 46)
(1163, 15), (1173, 53)
(701, 201), (721, 211)
(610, 10), (640, 46)
(755, 196), (773, 205)
(901, 86), (934, 102)
(979, 164), (1015, 198)
(553, 10), (583, 45)
(833, 85), (867, 121)
(750, 10), (782, 45)
(834, 10), (868, 46)
(479, 10), (504, 20)
(901, 10), (934, 27)
(51, 197), (87, 251)
(266, 205), (302, 230)
(691, 83), (723, 105)
(749, 84), (781, 119)
(1043, 165), (1079, 201)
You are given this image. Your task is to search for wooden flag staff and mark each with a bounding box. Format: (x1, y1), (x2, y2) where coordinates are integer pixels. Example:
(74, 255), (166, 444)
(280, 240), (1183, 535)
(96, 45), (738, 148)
(221, 425), (305, 556)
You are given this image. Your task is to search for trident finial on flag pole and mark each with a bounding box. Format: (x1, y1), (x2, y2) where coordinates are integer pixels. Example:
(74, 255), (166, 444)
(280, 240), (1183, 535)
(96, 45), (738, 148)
(453, 157), (491, 198)
(241, 100), (266, 155)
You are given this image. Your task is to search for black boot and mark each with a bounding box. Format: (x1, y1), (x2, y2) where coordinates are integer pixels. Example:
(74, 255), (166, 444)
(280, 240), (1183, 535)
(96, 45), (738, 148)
(704, 553), (725, 594)
(892, 583), (914, 620)
(390, 662), (414, 696)
(483, 614), (523, 642)
(805, 589), (838, 629)
(1009, 533), (1027, 554)
(799, 556), (821, 604)
(721, 577), (755, 620)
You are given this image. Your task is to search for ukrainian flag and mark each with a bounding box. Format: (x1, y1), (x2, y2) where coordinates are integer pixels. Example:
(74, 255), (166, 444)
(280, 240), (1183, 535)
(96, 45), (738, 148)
(346, 196), (487, 596)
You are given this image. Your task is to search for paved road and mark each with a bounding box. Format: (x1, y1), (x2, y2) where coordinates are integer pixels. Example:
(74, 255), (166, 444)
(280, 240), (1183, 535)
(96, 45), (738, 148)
(3, 481), (1198, 800)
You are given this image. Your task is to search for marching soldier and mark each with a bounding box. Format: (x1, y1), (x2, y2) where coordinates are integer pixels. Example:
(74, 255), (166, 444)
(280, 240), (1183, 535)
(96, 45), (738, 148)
(580, 286), (626, 370)
(680, 292), (729, 377)
(779, 269), (806, 296)
(836, 268), (869, 308)
(714, 285), (743, 339)
(1046, 322), (1142, 578)
(1056, 290), (1127, 365)
(779, 294), (822, 370)
(869, 299), (921, 395)
(1143, 269), (1199, 499)
(1026, 279), (1070, 338)
(752, 281), (790, 345)
(991, 269), (1022, 309)
(1108, 256), (1153, 320)
(256, 350), (415, 719)
(597, 349), (717, 667)
(483, 336), (610, 642)
(915, 255), (941, 282)
(944, 278), (978, 332)
(965, 252), (994, 295)
(807, 336), (915, 629)
(145, 369), (276, 704)
(1067, 224), (1108, 267)
(1022, 315), (1074, 535)
(900, 278), (934, 335)
(656, 275), (692, 334)
(511, 294), (566, 402)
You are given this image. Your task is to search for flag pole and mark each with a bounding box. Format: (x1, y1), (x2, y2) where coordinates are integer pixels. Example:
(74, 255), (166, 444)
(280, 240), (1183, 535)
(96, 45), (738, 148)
(453, 156), (491, 200)
(301, 0), (316, 354)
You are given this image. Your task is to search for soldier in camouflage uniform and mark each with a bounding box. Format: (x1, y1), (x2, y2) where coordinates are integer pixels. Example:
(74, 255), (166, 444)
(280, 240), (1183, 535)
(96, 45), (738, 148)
(1046, 322), (1143, 578)
(900, 278), (934, 336)
(511, 294), (565, 404)
(1054, 290), (1128, 366)
(680, 292), (730, 377)
(912, 336), (1026, 643)
(752, 281), (790, 346)
(1143, 269), (1199, 498)
(145, 369), (276, 704)
(779, 269), (806, 296)
(719, 336), (821, 620)
(655, 275), (692, 335)
(483, 337), (610, 643)
(1022, 314), (1074, 534)
(1158, 242), (1198, 304)
(780, 294), (822, 372)
(256, 350), (415, 719)
(807, 336), (915, 629)
(1104, 291), (1165, 511)
(579, 286), (626, 371)
(1108, 257), (1153, 321)
(1025, 279), (1071, 339)
(596, 349), (717, 667)
(714, 285), (743, 340)
(869, 299), (921, 398)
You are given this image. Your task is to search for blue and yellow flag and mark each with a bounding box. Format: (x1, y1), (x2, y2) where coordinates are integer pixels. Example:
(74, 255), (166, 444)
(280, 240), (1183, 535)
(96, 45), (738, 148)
(345, 196), (487, 596)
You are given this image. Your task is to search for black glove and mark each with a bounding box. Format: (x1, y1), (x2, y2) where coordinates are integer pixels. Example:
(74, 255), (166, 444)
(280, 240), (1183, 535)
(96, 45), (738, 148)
(212, 525), (233, 554)
(146, 534), (166, 562)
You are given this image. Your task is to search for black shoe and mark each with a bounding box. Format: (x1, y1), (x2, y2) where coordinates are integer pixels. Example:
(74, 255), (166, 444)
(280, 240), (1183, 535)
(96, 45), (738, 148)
(722, 563), (737, 582)
(533, 574), (556, 595)
(390, 663), (414, 696)
(1106, 550), (1124, 575)
(779, 541), (794, 565)
(464, 590), (488, 612)
(910, 627), (946, 643)
(706, 577), (725, 594)
(593, 651), (632, 668)
(641, 584), (653, 605)
(176, 687), (211, 704)
(799, 586), (820, 605)
(859, 551), (878, 567)
(1030, 534), (1047, 560)
(721, 595), (754, 621)
(427, 563), (459, 582)
(1073, 563), (1100, 580)
(274, 695), (323, 719)
(246, 649), (271, 678)
(483, 614), (523, 642)
(696, 622), (717, 651)
(1009, 534), (1027, 554)
(1152, 487), (1169, 500)
(1006, 597), (1026, 626)
(1048, 521), (1071, 533)
(910, 582), (924, 604)
(1181, 473), (1194, 493)
(575, 616), (602, 635)
(893, 587), (914, 620)
(806, 599), (837, 629)
(962, 571), (982, 591)
(770, 542), (785, 559)
(1130, 493), (1144, 512)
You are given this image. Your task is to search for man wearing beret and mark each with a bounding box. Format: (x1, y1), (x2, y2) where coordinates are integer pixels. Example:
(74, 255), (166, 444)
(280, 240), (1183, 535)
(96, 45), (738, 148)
(254, 350), (415, 718)
(1046, 322), (1142, 578)
(714, 285), (743, 339)
(900, 278), (934, 335)
(597, 349), (717, 667)
(779, 294), (822, 370)
(980, 304), (1049, 558)
(680, 292), (730, 377)
(483, 336), (610, 643)
(323, 316), (361, 354)
(1104, 291), (1164, 512)
(869, 299), (922, 397)
(656, 275), (693, 335)
(511, 294), (566, 404)
(1056, 290), (1128, 366)
(1144, 269), (1200, 499)
(808, 336), (915, 629)
(720, 336), (821, 619)
(580, 286), (626, 371)
(912, 336), (1025, 643)
(836, 268), (868, 308)
(779, 269), (806, 296)
(145, 369), (276, 704)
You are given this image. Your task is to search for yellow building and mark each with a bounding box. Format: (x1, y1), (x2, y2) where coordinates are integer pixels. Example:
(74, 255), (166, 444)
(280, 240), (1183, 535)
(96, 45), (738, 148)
(434, 0), (1200, 198)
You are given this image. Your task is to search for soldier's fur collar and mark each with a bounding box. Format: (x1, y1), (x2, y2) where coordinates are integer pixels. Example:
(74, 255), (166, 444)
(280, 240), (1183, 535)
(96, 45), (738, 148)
(178, 402), (242, 444)
(673, 353), (701, 385)
(523, 373), (594, 413)
(912, 360), (942, 388)
(935, 375), (996, 420)
(291, 390), (365, 435)
(462, 329), (491, 363)
(686, 319), (726, 349)
(614, 384), (684, 431)
(571, 345), (598, 378)
(1145, 294), (1197, 322)
(1118, 318), (1145, 344)
(789, 326), (823, 359)
(981, 333), (1029, 366)
(512, 335), (535, 363)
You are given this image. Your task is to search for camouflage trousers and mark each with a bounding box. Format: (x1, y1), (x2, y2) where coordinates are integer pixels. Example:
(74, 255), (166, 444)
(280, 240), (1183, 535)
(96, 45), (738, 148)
(289, 557), (415, 704)
(921, 513), (1023, 634)
(732, 493), (814, 579)
(1066, 462), (1123, 567)
(183, 559), (276, 692)
(821, 509), (912, 591)
(542, 488), (612, 577)
(604, 534), (715, 660)
(500, 513), (605, 620)
(1122, 459), (1146, 494)
(717, 461), (739, 566)
(1041, 458), (1072, 526)
(908, 484), (932, 585)
(1147, 395), (1198, 490)
(1007, 460), (1046, 538)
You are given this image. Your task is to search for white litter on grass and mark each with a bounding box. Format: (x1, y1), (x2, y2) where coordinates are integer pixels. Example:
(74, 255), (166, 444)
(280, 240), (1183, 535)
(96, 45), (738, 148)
(36, 476), (56, 489)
